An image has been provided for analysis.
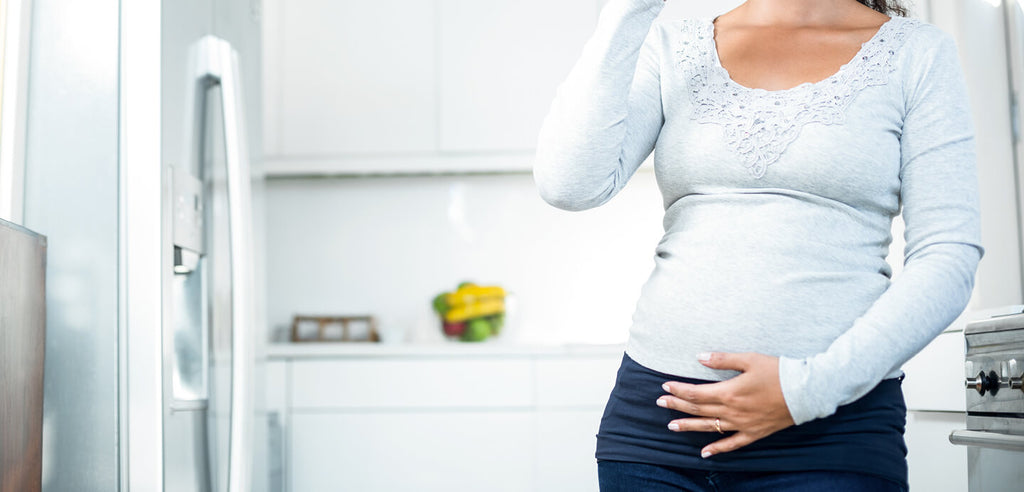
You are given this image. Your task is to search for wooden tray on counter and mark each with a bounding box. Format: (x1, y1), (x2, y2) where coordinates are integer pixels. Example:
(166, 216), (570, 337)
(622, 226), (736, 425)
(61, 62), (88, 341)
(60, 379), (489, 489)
(290, 315), (380, 343)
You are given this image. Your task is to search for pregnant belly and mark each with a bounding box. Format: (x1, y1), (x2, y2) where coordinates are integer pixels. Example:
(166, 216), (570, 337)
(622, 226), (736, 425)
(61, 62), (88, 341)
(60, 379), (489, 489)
(629, 232), (891, 361)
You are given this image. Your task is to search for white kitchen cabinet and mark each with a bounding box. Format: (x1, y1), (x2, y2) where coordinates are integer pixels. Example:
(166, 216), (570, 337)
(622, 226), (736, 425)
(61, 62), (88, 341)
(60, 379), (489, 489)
(534, 356), (621, 407)
(905, 411), (968, 492)
(290, 358), (535, 409)
(266, 345), (624, 491)
(535, 410), (604, 492)
(532, 356), (621, 491)
(261, 0), (768, 174)
(261, 0), (603, 174)
(437, 0), (598, 152)
(291, 412), (536, 491)
(900, 330), (970, 491)
(901, 329), (967, 412)
(270, 0), (436, 157)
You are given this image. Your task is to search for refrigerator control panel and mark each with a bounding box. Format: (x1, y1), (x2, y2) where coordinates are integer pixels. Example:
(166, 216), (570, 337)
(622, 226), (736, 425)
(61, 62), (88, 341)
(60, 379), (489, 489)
(172, 165), (204, 255)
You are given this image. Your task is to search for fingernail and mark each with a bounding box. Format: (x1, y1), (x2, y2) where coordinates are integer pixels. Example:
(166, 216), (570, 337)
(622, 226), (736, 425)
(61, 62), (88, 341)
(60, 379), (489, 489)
(662, 383), (671, 392)
(656, 398), (667, 408)
(701, 450), (712, 458)
(668, 422), (679, 431)
(697, 352), (712, 362)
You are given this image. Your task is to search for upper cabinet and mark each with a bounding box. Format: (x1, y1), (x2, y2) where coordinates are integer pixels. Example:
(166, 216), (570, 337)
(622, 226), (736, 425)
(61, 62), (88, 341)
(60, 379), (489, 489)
(437, 0), (597, 153)
(261, 0), (761, 175)
(263, 0), (597, 175)
(267, 0), (437, 158)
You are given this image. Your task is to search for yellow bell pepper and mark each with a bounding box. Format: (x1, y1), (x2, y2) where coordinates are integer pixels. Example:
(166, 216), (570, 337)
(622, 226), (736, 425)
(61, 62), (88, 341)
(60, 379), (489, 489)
(445, 285), (506, 307)
(444, 298), (505, 322)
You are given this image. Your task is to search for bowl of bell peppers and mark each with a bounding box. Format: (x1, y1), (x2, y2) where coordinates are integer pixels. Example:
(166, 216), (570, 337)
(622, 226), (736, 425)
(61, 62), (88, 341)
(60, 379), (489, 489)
(431, 282), (506, 342)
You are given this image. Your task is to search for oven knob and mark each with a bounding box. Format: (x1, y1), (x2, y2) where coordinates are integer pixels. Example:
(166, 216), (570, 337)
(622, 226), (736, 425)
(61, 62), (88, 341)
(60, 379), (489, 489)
(966, 371), (986, 395)
(1011, 374), (1023, 392)
(1008, 360), (1023, 392)
(965, 371), (1002, 395)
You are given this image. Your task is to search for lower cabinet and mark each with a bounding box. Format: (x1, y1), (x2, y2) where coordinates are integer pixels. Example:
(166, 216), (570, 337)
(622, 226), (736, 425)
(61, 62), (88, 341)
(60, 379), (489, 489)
(902, 329), (969, 491)
(535, 410), (604, 492)
(291, 411), (536, 491)
(905, 411), (968, 492)
(265, 350), (623, 492)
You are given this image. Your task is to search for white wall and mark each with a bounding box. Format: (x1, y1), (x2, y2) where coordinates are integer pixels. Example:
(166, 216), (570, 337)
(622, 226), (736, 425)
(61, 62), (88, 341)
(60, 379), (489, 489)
(265, 171), (664, 345)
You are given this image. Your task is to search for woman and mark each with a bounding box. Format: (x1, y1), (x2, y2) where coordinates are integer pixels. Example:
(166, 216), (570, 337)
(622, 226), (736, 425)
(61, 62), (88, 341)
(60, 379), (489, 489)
(533, 0), (983, 490)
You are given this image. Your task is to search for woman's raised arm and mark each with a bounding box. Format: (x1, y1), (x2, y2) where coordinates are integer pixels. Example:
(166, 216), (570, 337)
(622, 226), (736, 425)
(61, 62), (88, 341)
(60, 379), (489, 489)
(533, 0), (667, 211)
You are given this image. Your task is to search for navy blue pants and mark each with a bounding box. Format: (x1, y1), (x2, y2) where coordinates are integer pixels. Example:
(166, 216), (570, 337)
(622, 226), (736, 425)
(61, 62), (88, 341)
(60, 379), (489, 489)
(596, 352), (910, 491)
(598, 460), (908, 491)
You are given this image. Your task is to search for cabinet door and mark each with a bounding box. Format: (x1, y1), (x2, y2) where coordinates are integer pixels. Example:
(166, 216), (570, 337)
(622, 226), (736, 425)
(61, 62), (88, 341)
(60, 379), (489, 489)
(289, 358), (535, 409)
(905, 411), (968, 492)
(272, 0), (436, 156)
(901, 330), (966, 412)
(535, 410), (605, 492)
(533, 356), (620, 491)
(438, 0), (597, 153)
(534, 355), (622, 407)
(290, 411), (535, 491)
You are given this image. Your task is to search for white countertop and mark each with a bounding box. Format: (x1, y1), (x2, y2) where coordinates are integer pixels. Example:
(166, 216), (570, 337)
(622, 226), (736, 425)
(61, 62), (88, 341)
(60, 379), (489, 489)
(264, 341), (627, 359)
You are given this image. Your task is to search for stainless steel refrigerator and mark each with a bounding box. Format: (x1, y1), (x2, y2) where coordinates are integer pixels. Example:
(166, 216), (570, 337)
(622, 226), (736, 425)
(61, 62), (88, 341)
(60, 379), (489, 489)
(20, 0), (265, 490)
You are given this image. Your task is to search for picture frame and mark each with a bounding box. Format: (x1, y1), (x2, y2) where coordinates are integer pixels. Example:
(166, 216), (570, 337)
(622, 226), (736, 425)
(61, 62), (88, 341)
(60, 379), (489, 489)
(0, 0), (32, 224)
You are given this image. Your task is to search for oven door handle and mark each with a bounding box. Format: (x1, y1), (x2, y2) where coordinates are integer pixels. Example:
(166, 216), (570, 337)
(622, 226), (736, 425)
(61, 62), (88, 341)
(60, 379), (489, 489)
(949, 429), (1024, 451)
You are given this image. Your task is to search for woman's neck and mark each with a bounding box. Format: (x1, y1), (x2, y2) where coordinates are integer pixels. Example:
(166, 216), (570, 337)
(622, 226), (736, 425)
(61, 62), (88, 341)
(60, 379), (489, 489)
(727, 0), (869, 27)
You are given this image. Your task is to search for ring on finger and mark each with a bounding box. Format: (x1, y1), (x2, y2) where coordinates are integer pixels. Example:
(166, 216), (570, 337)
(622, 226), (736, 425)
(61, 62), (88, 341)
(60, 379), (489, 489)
(715, 417), (724, 434)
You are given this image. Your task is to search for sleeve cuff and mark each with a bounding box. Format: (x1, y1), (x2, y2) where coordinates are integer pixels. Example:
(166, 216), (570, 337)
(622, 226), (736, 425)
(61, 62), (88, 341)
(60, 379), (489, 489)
(778, 355), (828, 426)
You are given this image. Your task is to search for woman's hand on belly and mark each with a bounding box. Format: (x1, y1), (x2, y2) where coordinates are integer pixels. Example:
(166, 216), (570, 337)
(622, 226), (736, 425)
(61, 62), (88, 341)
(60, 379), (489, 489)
(656, 352), (796, 458)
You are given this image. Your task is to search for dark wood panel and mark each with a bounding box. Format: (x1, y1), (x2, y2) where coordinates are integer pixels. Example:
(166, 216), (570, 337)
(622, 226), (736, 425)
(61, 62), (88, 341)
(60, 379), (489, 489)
(0, 219), (46, 492)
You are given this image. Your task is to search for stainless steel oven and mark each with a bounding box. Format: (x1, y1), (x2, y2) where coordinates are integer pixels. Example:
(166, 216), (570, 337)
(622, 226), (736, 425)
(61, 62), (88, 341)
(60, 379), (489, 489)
(949, 313), (1024, 492)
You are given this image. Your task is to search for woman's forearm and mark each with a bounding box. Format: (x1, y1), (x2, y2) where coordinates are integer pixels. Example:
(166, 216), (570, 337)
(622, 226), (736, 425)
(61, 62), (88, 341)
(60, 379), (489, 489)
(533, 0), (666, 211)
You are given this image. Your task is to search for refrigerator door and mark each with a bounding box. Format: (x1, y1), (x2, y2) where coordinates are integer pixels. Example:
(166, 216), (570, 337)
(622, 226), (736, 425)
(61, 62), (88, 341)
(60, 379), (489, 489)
(164, 36), (255, 492)
(1007, 0), (1024, 191)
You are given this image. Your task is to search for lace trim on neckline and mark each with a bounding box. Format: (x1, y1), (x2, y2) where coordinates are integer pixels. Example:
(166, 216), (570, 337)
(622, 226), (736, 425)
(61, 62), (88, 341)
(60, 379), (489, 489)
(675, 16), (923, 178)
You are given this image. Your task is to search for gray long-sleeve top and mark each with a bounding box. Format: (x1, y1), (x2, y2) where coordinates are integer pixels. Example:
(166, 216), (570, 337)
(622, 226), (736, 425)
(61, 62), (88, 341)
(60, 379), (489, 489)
(533, 0), (984, 426)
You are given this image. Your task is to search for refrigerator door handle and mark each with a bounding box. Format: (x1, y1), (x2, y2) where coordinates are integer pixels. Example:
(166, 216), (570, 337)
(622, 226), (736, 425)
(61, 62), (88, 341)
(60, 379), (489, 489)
(198, 35), (255, 492)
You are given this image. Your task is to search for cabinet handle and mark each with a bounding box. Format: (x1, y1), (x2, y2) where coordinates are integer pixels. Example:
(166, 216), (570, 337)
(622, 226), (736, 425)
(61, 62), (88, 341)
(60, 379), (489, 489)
(267, 411), (285, 492)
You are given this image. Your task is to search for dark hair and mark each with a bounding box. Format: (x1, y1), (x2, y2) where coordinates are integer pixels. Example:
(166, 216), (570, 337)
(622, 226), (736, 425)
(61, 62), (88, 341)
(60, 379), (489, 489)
(856, 0), (908, 16)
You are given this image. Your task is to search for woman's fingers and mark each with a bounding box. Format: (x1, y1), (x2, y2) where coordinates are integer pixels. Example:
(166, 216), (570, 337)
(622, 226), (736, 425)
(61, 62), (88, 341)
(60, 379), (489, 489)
(656, 394), (726, 416)
(701, 431), (759, 458)
(661, 380), (726, 404)
(662, 416), (764, 460)
(696, 351), (754, 372)
(658, 379), (735, 416)
(665, 417), (727, 433)
(661, 416), (762, 459)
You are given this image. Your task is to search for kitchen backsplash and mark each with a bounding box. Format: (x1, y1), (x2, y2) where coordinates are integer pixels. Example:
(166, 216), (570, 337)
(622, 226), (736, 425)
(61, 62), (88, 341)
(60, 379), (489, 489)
(264, 169), (665, 345)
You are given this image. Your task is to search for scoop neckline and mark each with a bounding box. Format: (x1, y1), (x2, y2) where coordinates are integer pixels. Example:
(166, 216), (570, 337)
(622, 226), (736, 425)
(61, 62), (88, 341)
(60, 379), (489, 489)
(706, 15), (900, 95)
